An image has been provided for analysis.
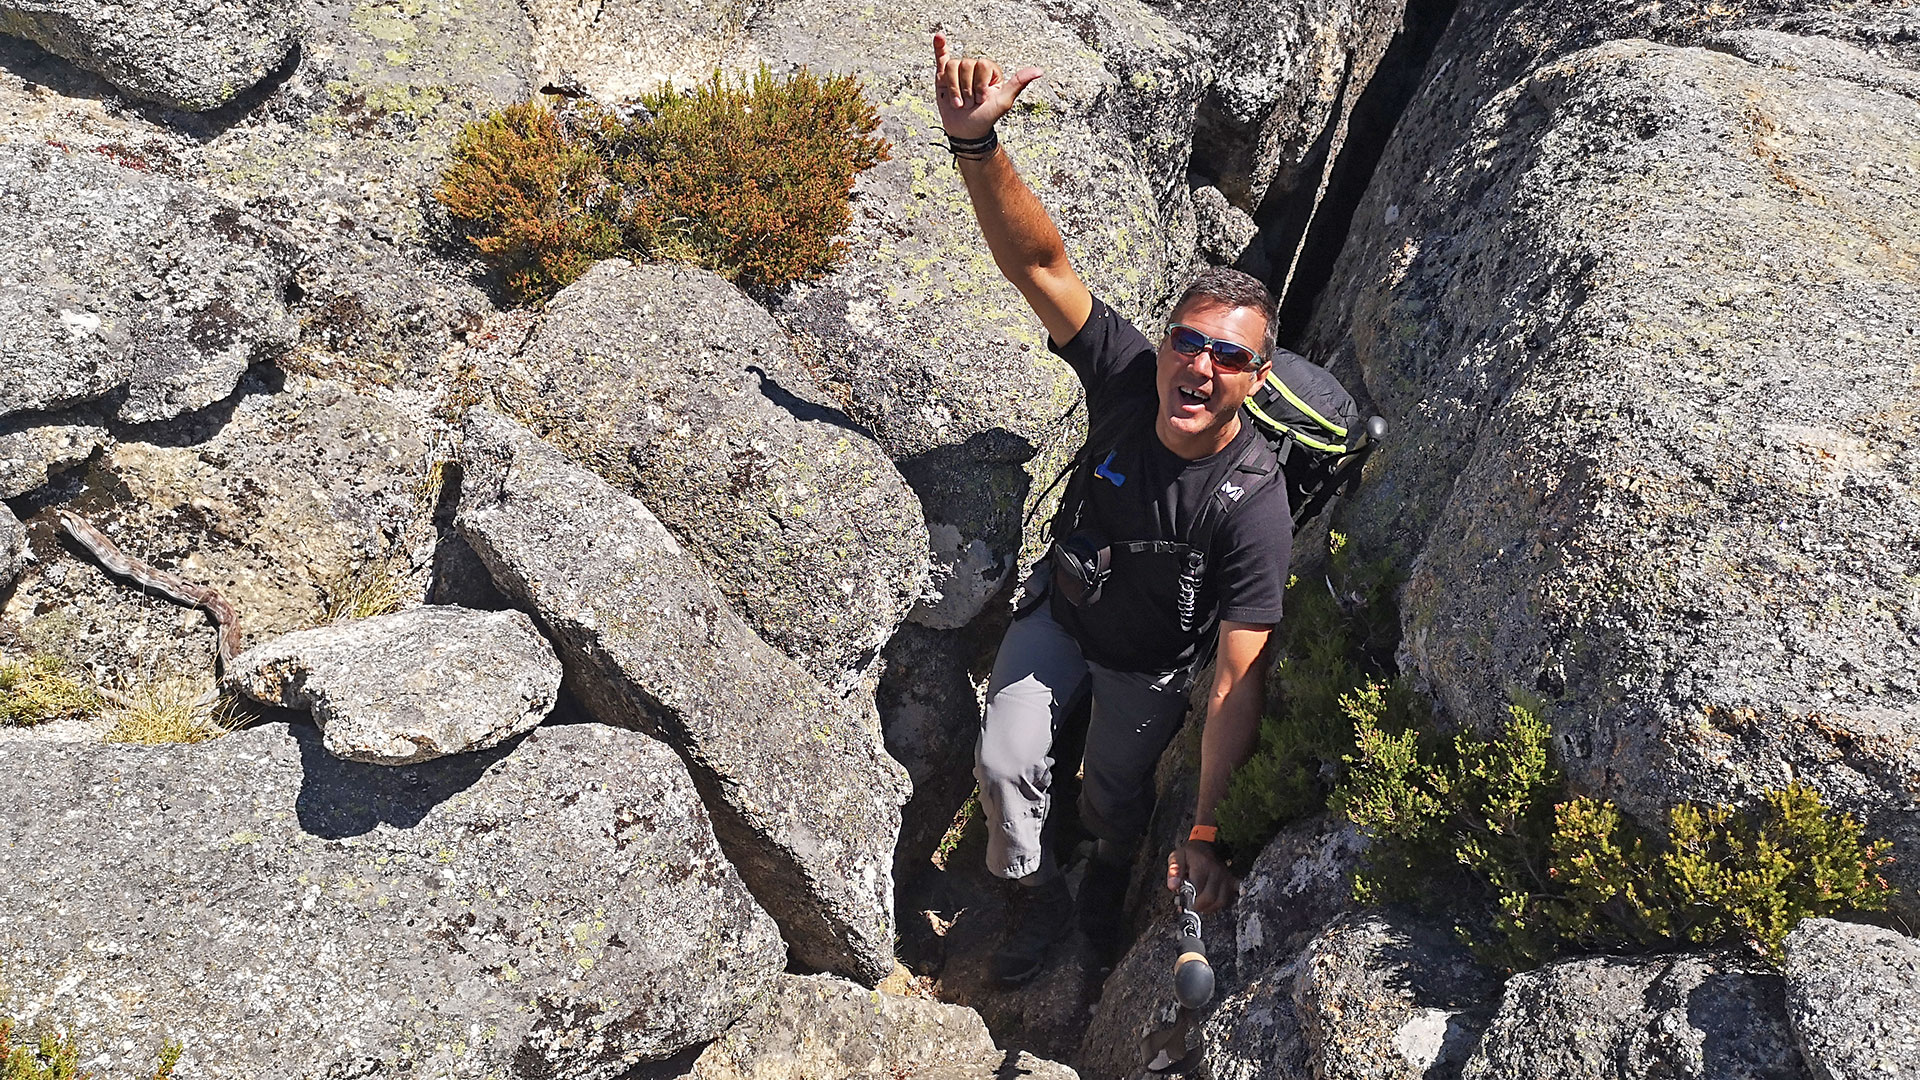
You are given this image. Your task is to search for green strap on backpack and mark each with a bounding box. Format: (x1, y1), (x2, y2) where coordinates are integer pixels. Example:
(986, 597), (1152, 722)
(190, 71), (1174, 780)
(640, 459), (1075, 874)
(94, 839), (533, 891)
(1243, 349), (1385, 530)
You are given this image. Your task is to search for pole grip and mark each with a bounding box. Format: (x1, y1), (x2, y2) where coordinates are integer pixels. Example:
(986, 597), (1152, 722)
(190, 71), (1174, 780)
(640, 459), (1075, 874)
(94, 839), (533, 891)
(1173, 933), (1214, 1009)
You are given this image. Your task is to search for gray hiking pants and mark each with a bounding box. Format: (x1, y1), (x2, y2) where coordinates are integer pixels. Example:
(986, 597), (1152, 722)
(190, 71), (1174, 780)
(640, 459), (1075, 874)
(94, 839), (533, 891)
(974, 598), (1196, 881)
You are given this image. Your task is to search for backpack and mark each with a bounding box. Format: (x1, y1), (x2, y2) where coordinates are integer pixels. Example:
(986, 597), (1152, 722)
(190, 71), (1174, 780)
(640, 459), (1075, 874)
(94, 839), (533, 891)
(1243, 348), (1385, 531)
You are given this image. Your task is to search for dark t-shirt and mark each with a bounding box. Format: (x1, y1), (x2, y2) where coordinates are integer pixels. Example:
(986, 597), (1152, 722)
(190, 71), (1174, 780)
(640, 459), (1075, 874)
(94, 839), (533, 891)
(1047, 297), (1291, 672)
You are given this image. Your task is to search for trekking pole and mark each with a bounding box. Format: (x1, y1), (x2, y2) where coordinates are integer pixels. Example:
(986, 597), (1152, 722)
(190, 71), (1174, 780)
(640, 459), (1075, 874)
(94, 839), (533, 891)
(1142, 880), (1214, 1074)
(1172, 879), (1214, 1009)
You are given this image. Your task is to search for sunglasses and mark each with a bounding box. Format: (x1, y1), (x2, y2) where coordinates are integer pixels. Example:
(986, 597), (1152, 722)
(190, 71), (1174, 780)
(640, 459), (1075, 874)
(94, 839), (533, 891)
(1165, 324), (1265, 373)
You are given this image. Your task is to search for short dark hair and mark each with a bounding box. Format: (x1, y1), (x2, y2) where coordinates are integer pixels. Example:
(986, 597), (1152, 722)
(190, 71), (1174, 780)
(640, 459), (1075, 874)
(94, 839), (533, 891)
(1171, 266), (1277, 360)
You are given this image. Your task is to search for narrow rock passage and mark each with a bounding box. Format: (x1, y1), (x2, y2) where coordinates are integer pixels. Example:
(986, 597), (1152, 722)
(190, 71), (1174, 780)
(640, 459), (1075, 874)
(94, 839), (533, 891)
(1270, 0), (1465, 342)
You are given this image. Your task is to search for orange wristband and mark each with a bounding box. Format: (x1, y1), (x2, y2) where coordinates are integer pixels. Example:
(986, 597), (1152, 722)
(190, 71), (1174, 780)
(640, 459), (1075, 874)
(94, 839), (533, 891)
(1188, 825), (1218, 844)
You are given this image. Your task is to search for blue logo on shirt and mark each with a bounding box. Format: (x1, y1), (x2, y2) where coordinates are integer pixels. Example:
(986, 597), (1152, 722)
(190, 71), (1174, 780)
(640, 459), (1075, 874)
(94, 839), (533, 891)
(1094, 451), (1126, 488)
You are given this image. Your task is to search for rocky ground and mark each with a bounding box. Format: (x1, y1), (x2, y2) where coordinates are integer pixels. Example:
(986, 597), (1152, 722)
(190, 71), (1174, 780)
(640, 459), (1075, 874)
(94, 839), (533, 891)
(2, 0), (1918, 1077)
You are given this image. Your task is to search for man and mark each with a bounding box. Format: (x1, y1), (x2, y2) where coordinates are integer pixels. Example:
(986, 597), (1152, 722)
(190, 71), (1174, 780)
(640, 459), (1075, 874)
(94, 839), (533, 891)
(934, 34), (1289, 983)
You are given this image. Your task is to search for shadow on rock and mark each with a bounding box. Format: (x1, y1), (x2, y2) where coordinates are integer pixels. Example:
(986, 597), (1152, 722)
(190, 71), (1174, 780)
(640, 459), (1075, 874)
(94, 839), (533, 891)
(748, 364), (877, 441)
(114, 366), (284, 449)
(293, 719), (520, 838)
(0, 34), (305, 142)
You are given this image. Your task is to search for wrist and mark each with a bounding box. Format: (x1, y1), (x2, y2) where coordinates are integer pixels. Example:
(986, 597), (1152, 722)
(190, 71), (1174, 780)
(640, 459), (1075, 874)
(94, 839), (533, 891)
(1187, 824), (1218, 846)
(942, 120), (996, 141)
(946, 126), (998, 161)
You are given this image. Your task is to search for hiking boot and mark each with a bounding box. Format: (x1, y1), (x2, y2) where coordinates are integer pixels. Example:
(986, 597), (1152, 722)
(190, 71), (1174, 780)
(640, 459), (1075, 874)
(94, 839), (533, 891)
(990, 874), (1074, 986)
(1077, 855), (1132, 967)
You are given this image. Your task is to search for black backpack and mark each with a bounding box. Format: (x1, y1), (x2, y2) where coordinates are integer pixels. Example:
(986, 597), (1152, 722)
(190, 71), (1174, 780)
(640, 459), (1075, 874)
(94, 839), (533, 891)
(1242, 348), (1385, 531)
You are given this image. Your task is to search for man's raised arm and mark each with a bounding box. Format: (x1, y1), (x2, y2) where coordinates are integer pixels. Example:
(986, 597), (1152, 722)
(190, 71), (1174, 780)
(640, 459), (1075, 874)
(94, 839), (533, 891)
(933, 32), (1093, 346)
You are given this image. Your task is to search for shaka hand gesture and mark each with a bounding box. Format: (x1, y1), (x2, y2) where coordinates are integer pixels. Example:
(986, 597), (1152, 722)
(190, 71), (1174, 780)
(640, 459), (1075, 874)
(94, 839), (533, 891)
(933, 31), (1044, 141)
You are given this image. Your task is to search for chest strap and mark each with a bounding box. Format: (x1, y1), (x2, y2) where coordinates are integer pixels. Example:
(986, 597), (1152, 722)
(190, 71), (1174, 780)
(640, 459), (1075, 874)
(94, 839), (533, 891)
(1174, 434), (1281, 633)
(1113, 540), (1189, 556)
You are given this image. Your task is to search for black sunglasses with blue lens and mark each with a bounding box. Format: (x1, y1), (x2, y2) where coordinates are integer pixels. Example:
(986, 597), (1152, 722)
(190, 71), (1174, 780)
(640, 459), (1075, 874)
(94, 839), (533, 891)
(1165, 324), (1265, 372)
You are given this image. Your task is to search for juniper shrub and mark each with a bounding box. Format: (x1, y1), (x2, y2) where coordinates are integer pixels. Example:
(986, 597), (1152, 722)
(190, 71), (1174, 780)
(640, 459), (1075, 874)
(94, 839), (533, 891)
(1335, 692), (1896, 969)
(436, 101), (622, 303)
(1214, 531), (1413, 855)
(436, 66), (889, 303)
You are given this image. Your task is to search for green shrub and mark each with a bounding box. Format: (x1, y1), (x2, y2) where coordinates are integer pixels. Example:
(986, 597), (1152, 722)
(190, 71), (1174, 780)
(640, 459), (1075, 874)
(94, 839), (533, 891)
(1335, 693), (1896, 969)
(1554, 784), (1895, 960)
(437, 66), (889, 303)
(0, 655), (101, 727)
(0, 1018), (180, 1080)
(1215, 532), (1412, 854)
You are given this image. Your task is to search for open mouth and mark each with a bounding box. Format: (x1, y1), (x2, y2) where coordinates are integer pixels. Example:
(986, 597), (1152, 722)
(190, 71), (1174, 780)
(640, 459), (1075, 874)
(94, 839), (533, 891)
(1177, 386), (1210, 406)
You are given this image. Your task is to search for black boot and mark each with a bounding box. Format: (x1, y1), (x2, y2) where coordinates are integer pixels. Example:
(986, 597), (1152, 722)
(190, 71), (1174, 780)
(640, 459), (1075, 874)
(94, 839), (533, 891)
(1076, 852), (1132, 967)
(990, 874), (1075, 986)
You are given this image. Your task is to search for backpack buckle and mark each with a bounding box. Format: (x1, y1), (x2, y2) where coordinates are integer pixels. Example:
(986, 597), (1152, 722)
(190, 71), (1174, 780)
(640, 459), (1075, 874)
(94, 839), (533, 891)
(1051, 532), (1112, 608)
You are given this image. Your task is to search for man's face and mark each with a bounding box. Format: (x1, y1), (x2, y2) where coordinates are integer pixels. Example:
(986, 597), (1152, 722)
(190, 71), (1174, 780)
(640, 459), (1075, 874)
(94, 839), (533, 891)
(1154, 300), (1271, 458)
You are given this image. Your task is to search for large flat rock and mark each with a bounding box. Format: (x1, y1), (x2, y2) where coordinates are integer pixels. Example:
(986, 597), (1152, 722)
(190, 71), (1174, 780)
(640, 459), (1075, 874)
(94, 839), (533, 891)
(0, 142), (298, 425)
(228, 606), (563, 765)
(0, 721), (787, 1079)
(483, 260), (928, 691)
(1305, 18), (1920, 898)
(454, 411), (910, 983)
(0, 0), (298, 111)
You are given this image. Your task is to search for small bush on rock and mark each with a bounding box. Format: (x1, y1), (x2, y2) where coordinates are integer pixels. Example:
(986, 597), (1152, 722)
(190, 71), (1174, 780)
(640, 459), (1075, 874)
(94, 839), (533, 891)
(0, 655), (101, 726)
(437, 66), (889, 303)
(613, 67), (890, 292)
(1215, 532), (1411, 855)
(1335, 693), (1896, 969)
(436, 102), (623, 303)
(0, 1018), (180, 1080)
(103, 672), (240, 745)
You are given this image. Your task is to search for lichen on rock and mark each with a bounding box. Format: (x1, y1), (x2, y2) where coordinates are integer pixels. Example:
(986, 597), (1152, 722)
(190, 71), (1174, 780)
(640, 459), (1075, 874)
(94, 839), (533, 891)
(0, 142), (299, 426)
(0, 721), (787, 1079)
(1308, 12), (1920, 906)
(478, 259), (929, 692)
(454, 411), (910, 983)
